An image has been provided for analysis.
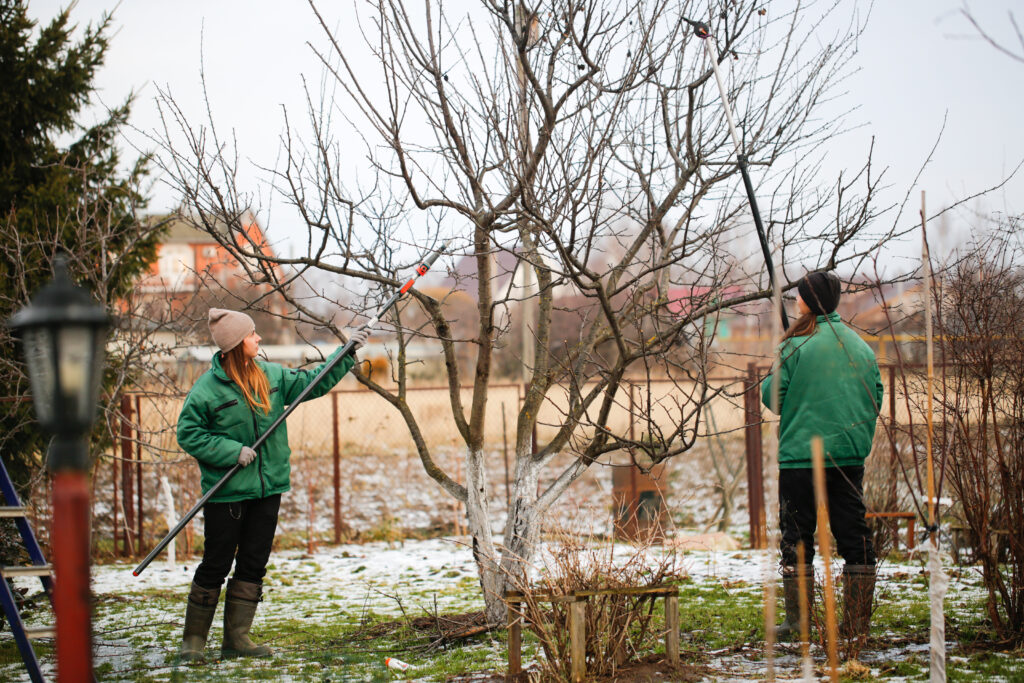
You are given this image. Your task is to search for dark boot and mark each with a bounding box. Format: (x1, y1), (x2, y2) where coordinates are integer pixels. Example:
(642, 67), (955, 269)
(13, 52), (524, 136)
(179, 582), (220, 662)
(221, 578), (272, 658)
(775, 565), (814, 640)
(840, 564), (876, 640)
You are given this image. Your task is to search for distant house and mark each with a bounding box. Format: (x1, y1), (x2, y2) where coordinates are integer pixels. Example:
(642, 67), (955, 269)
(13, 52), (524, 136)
(132, 213), (294, 344)
(663, 285), (746, 317)
(140, 213), (278, 294)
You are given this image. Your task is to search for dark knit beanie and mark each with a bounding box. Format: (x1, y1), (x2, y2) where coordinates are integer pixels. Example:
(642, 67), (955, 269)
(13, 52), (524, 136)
(797, 271), (841, 315)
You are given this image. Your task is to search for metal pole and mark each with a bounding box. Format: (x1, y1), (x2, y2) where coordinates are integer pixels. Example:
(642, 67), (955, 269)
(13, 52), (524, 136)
(120, 395), (133, 556)
(51, 452), (93, 681)
(501, 402), (510, 509)
(135, 394), (143, 554)
(134, 240), (452, 576)
(688, 18), (789, 331)
(744, 362), (766, 548)
(332, 391), (341, 544)
(111, 449), (118, 556)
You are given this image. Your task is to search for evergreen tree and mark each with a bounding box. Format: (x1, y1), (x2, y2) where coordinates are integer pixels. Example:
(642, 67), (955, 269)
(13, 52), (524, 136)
(0, 0), (161, 497)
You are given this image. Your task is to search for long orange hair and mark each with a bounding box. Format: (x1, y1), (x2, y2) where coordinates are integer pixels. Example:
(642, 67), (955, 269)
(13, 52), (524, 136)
(780, 312), (818, 342)
(221, 344), (271, 414)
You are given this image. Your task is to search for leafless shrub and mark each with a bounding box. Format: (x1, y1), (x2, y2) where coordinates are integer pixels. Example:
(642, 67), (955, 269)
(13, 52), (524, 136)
(506, 525), (684, 680)
(935, 224), (1024, 643)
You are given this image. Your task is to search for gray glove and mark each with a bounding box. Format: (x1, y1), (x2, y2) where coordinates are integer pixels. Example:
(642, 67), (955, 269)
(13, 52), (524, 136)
(237, 446), (257, 467)
(347, 327), (370, 351)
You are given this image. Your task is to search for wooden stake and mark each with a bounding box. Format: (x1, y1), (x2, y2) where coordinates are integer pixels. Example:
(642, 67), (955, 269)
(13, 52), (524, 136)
(666, 593), (680, 666)
(569, 598), (586, 682)
(763, 247), (784, 680)
(812, 436), (839, 682)
(507, 597), (522, 676)
(797, 542), (813, 681)
(921, 191), (937, 540)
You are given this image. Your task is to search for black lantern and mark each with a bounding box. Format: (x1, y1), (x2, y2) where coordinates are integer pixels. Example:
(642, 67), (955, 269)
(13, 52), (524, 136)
(8, 255), (109, 469)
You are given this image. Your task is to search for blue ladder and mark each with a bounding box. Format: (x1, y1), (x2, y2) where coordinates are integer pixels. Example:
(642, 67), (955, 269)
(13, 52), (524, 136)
(0, 454), (55, 683)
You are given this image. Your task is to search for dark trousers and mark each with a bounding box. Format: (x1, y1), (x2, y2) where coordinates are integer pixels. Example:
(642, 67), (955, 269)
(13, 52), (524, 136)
(193, 494), (281, 589)
(779, 466), (875, 568)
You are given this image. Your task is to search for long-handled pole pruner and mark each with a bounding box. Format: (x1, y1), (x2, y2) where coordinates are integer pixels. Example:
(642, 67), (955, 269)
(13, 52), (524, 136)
(134, 239), (452, 576)
(685, 18), (789, 330)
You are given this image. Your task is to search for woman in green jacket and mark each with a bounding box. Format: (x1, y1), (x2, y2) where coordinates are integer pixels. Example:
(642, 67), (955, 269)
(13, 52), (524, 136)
(761, 271), (883, 641)
(175, 308), (367, 661)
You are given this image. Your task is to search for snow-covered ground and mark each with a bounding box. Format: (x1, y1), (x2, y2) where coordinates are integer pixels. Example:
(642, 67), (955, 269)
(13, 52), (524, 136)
(2, 536), (1005, 682)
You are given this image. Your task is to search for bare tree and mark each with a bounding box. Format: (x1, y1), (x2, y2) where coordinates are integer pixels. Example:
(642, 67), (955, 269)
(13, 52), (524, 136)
(157, 0), (909, 622)
(961, 3), (1024, 63)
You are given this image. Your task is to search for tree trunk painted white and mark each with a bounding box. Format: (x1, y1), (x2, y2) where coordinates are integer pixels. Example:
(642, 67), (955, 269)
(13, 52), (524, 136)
(159, 475), (177, 568)
(464, 448), (506, 625)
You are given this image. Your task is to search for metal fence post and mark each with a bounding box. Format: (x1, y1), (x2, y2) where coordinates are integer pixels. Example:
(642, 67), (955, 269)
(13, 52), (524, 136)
(112, 449), (118, 557)
(332, 391), (341, 544)
(135, 394), (143, 554)
(889, 365), (897, 464)
(120, 395), (134, 556)
(744, 362), (766, 549)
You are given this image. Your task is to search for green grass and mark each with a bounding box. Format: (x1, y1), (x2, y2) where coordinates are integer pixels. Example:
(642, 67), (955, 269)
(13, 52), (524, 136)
(2, 550), (1023, 681)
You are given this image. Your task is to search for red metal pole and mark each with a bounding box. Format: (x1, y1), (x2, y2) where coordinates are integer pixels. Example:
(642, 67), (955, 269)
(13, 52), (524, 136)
(744, 362), (766, 549)
(51, 470), (93, 681)
(111, 451), (118, 556)
(332, 391), (340, 545)
(889, 366), (897, 463)
(120, 395), (134, 556)
(135, 394), (143, 554)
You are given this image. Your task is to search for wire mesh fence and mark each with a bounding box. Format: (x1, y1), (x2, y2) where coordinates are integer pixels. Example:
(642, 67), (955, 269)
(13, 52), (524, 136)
(7, 361), (944, 563)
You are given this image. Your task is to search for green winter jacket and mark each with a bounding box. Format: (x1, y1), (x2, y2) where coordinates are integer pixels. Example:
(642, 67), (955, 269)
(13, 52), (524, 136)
(761, 312), (883, 469)
(177, 346), (356, 503)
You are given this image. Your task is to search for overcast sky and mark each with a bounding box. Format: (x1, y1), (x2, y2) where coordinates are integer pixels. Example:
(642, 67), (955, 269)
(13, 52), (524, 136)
(27, 0), (1024, 263)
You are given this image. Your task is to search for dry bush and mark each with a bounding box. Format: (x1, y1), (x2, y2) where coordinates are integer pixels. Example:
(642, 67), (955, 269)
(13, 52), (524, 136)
(936, 226), (1024, 644)
(864, 428), (918, 559)
(506, 527), (684, 681)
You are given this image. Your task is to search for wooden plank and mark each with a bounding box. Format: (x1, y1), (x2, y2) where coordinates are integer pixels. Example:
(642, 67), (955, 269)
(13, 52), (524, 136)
(569, 599), (586, 683)
(665, 594), (679, 666)
(507, 600), (521, 676)
(575, 585), (678, 598)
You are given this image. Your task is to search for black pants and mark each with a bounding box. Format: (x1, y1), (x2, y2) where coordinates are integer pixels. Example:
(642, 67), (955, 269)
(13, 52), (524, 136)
(779, 466), (875, 568)
(193, 494), (281, 589)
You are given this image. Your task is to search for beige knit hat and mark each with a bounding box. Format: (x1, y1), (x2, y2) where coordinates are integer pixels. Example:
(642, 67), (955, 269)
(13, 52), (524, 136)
(208, 308), (255, 352)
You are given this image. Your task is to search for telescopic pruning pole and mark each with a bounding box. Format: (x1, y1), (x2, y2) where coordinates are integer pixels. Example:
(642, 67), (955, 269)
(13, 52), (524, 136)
(134, 240), (452, 576)
(686, 18), (789, 330)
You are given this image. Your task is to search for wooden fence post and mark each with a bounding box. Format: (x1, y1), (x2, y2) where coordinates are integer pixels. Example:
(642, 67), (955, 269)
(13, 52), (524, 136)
(569, 597), (586, 682)
(666, 590), (679, 666)
(507, 594), (522, 677)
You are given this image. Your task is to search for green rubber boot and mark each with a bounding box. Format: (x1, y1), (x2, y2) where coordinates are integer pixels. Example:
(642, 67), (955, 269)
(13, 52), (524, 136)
(840, 564), (876, 640)
(221, 578), (272, 658)
(775, 565), (814, 640)
(179, 582), (220, 663)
